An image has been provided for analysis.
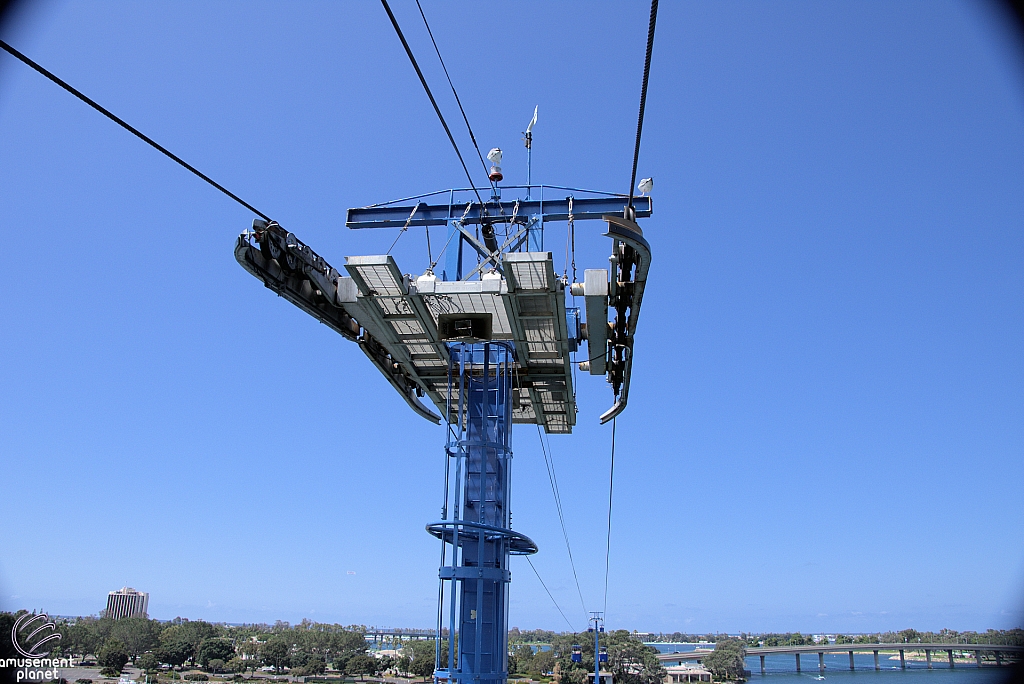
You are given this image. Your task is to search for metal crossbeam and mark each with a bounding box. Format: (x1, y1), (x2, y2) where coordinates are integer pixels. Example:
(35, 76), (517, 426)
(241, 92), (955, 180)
(346, 196), (652, 229)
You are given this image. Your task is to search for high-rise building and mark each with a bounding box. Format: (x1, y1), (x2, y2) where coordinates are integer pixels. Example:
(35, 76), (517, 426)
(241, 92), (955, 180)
(105, 587), (149, 620)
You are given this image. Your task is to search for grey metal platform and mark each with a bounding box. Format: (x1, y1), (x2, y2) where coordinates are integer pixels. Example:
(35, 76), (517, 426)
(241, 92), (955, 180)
(340, 251), (576, 433)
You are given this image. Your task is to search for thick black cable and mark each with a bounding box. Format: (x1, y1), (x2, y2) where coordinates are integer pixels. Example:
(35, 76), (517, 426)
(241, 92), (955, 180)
(603, 418), (617, 616)
(379, 0), (485, 209)
(0, 39), (272, 222)
(627, 0), (659, 210)
(414, 0), (490, 179)
(536, 424), (588, 620)
(525, 556), (577, 633)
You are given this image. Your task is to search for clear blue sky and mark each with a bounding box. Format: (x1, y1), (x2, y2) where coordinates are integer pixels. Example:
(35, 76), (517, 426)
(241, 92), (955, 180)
(1, 1), (1021, 635)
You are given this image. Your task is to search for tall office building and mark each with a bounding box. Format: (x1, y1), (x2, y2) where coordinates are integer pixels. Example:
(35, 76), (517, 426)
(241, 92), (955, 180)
(105, 587), (149, 620)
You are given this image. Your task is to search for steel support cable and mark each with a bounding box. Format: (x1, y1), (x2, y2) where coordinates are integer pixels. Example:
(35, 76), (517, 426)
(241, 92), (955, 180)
(386, 203), (421, 255)
(379, 0), (485, 209)
(627, 0), (659, 211)
(428, 202), (472, 272)
(535, 424), (588, 620)
(414, 0), (490, 180)
(603, 417), (617, 616)
(410, 0), (513, 233)
(525, 556), (577, 633)
(0, 39), (272, 222)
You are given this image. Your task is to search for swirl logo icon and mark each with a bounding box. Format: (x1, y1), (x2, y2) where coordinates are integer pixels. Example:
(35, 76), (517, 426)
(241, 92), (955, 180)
(12, 613), (62, 658)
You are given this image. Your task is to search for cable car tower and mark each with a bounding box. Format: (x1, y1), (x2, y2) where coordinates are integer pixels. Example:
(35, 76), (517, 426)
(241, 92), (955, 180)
(1, 7), (656, 681)
(235, 164), (651, 681)
(235, 3), (658, 679)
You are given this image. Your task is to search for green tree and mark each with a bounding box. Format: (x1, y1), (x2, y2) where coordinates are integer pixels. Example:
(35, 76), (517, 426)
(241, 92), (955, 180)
(702, 639), (745, 682)
(162, 622), (219, 667)
(531, 649), (555, 675)
(155, 639), (192, 670)
(377, 654), (396, 675)
(61, 623), (100, 661)
(346, 654), (378, 681)
(198, 638), (235, 670)
(605, 631), (665, 684)
(304, 655), (327, 676)
(402, 641), (437, 681)
(899, 629), (921, 644)
(138, 652), (161, 673)
(98, 638), (131, 675)
(510, 644), (534, 674)
(329, 630), (368, 663)
(111, 617), (161, 664)
(261, 637), (290, 673)
(290, 652), (327, 677)
(224, 657), (246, 675)
(409, 652), (434, 681)
(547, 630), (662, 684)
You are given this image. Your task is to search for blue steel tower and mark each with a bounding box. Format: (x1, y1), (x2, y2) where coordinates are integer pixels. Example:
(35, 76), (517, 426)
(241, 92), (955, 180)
(428, 342), (537, 684)
(234, 185), (651, 684)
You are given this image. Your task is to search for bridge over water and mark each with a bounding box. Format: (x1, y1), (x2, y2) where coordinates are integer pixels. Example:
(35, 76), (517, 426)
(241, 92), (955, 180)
(364, 629), (436, 644)
(656, 643), (1024, 674)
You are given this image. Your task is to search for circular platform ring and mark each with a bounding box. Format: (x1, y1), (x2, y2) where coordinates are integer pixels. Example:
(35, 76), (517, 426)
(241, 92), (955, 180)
(425, 520), (538, 555)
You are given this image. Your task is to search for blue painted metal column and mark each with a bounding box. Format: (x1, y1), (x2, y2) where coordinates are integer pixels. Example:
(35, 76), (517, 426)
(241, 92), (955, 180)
(428, 342), (537, 684)
(588, 613), (606, 684)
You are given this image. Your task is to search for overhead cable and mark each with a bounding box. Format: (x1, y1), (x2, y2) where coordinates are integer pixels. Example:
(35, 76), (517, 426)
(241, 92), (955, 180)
(536, 424), (588, 620)
(525, 556), (577, 633)
(414, 0), (491, 181)
(379, 0), (485, 208)
(627, 0), (659, 211)
(603, 417), (617, 616)
(0, 39), (273, 222)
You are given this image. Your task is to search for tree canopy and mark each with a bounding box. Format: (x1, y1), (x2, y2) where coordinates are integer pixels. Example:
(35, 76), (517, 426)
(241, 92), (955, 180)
(97, 638), (130, 675)
(702, 639), (746, 682)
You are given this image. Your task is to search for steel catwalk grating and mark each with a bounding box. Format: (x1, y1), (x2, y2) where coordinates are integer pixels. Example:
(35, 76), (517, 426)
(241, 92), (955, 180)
(342, 252), (576, 433)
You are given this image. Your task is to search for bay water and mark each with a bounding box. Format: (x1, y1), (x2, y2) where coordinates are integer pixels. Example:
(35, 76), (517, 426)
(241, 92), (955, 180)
(648, 643), (1007, 684)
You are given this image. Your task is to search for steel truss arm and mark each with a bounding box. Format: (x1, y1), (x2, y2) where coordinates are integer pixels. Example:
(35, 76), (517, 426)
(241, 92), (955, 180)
(346, 196), (652, 229)
(234, 220), (359, 341)
(234, 220), (441, 423)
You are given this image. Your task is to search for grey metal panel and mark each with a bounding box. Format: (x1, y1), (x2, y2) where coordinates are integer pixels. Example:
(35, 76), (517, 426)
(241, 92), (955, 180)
(345, 254), (408, 296)
(583, 269), (609, 375)
(344, 257), (453, 418)
(501, 252), (576, 433)
(255, 247), (578, 433)
(238, 229), (585, 431)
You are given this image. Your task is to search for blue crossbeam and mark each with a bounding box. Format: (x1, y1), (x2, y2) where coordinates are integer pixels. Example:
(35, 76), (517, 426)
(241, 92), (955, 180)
(346, 196), (652, 229)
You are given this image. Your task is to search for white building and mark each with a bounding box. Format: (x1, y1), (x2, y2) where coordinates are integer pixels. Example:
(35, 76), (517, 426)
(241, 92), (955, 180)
(106, 587), (149, 619)
(664, 665), (712, 684)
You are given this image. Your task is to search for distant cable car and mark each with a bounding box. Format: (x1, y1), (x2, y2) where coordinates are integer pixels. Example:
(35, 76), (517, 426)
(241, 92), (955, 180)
(571, 645), (582, 663)
(598, 647), (608, 663)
